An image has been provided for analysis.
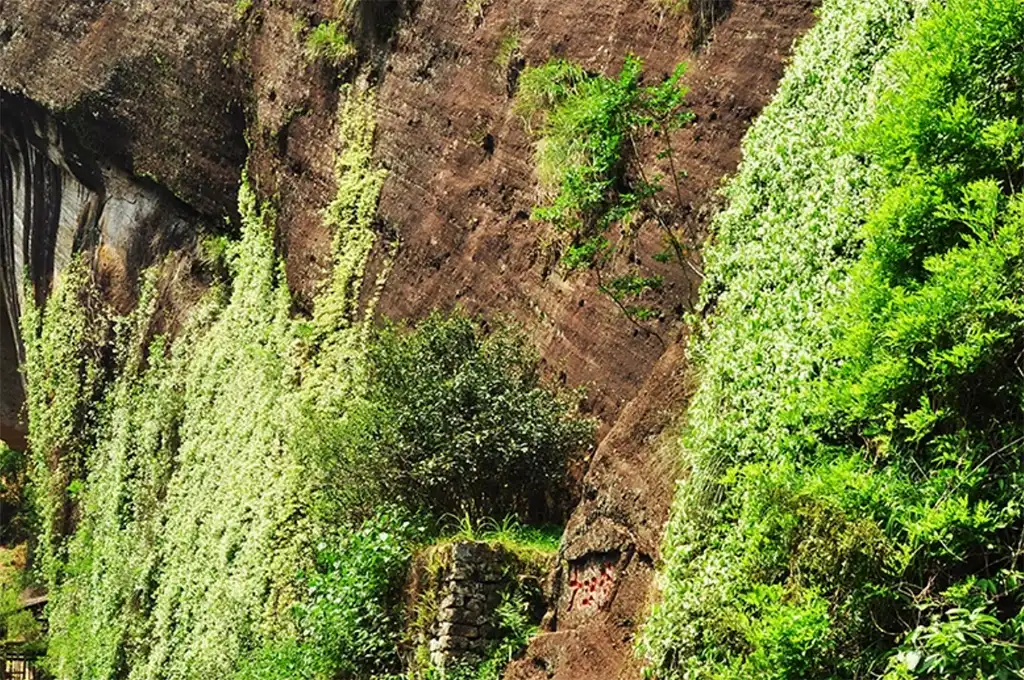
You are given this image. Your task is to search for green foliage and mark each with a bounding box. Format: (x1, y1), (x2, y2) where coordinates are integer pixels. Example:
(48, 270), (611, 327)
(883, 596), (1024, 680)
(642, 0), (1024, 677)
(236, 510), (426, 680)
(0, 440), (21, 489)
(234, 0), (253, 19)
(307, 312), (594, 523)
(298, 86), (389, 413)
(305, 21), (355, 67)
(1, 545), (42, 648)
(465, 0), (488, 21)
(493, 29), (521, 73)
(0, 440), (27, 543)
(29, 83), (584, 680)
(444, 515), (562, 556)
(516, 55), (690, 238)
(515, 55), (693, 326)
(43, 182), (306, 680)
(20, 259), (108, 585)
(299, 512), (423, 674)
(37, 87), (393, 680)
(2, 608), (43, 647)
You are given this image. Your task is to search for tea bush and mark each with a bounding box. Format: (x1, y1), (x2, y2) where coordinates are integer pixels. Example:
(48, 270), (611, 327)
(310, 312), (593, 523)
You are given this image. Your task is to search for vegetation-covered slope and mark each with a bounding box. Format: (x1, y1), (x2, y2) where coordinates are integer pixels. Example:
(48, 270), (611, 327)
(6, 0), (1023, 678)
(642, 0), (1024, 677)
(17, 89), (590, 680)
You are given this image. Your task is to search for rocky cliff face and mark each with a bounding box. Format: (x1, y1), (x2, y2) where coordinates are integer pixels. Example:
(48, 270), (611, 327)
(0, 0), (815, 675)
(0, 92), (205, 447)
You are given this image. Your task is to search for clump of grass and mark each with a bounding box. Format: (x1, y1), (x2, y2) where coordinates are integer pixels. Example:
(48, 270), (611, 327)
(494, 29), (521, 72)
(653, 0), (689, 18)
(305, 21), (356, 67)
(234, 0), (253, 19)
(444, 513), (561, 557)
(466, 0), (488, 21)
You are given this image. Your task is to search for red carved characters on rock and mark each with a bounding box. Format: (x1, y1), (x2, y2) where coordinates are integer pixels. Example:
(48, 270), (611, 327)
(566, 556), (617, 612)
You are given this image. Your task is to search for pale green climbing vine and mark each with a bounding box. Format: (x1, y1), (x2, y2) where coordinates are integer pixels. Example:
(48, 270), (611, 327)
(33, 85), (392, 680)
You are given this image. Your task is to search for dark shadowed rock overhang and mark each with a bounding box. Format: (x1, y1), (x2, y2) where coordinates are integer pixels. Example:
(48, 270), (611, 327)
(0, 91), (209, 446)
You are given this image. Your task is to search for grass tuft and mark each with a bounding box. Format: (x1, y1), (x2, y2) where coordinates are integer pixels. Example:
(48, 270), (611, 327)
(305, 21), (356, 67)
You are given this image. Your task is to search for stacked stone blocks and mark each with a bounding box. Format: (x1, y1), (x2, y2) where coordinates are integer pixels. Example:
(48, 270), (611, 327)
(428, 541), (510, 667)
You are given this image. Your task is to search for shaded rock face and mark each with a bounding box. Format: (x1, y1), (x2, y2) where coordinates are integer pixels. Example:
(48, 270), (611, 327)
(0, 0), (248, 216)
(0, 91), (204, 446)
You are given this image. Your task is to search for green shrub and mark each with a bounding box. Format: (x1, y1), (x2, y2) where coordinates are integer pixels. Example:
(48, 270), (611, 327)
(298, 510), (423, 675)
(307, 312), (594, 523)
(1, 559), (42, 647)
(493, 29), (521, 74)
(0, 440), (27, 543)
(305, 21), (355, 67)
(236, 510), (425, 680)
(515, 55), (690, 257)
(515, 55), (693, 325)
(234, 0), (253, 19)
(883, 599), (1024, 680)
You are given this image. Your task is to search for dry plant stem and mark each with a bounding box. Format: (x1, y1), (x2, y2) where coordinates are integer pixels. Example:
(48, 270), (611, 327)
(594, 262), (666, 348)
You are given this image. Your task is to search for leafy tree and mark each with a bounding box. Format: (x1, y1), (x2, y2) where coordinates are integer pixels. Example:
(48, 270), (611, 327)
(308, 312), (594, 524)
(515, 55), (696, 330)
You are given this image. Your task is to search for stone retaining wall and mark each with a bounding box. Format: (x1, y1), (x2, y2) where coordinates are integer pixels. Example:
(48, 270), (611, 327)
(428, 542), (511, 667)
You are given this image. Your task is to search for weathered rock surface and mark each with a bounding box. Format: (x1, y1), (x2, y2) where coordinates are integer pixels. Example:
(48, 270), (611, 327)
(0, 0), (248, 216)
(0, 91), (205, 445)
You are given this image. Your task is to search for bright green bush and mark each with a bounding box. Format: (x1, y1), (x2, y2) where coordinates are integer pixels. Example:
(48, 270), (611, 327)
(305, 21), (356, 67)
(235, 509), (425, 680)
(305, 312), (594, 523)
(642, 0), (1024, 677)
(515, 55), (692, 323)
(1, 548), (43, 650)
